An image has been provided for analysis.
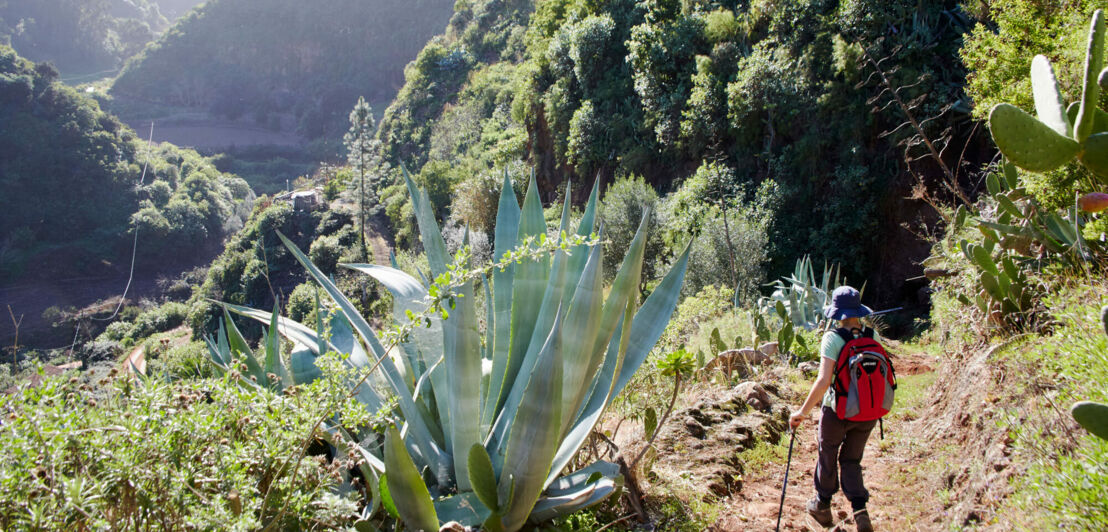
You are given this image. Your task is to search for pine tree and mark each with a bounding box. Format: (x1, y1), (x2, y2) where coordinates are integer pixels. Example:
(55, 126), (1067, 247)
(344, 96), (380, 261)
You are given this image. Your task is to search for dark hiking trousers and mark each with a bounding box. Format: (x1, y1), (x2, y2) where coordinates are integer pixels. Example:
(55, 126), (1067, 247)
(815, 406), (877, 507)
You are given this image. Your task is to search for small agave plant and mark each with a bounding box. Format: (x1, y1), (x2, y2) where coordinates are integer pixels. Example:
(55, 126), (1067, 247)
(757, 255), (840, 332)
(206, 170), (690, 531)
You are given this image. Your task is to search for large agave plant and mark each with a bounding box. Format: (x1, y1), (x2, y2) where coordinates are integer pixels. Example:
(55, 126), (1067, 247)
(206, 171), (690, 531)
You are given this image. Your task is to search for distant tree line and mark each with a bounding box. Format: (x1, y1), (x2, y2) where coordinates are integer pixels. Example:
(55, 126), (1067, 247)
(0, 0), (170, 73)
(111, 0), (456, 141)
(0, 46), (252, 281)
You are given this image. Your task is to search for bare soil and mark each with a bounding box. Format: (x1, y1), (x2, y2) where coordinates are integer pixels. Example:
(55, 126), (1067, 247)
(711, 350), (945, 531)
(619, 344), (1023, 531)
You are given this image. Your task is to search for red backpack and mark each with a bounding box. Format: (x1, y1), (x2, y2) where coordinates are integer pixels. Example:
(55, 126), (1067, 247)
(832, 327), (896, 423)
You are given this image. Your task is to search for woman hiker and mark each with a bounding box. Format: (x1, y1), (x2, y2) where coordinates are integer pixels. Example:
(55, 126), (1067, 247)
(788, 286), (877, 532)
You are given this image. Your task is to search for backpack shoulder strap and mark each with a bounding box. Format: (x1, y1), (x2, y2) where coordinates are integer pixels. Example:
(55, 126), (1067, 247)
(834, 327), (853, 343)
(861, 326), (875, 339)
(831, 328), (854, 395)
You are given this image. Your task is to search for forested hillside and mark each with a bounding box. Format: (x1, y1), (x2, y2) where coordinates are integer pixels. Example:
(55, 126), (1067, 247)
(0, 45), (252, 282)
(375, 0), (986, 309)
(0, 0), (169, 75)
(111, 0), (456, 141)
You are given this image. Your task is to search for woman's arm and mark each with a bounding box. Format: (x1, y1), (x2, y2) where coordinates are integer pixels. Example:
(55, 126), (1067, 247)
(788, 356), (837, 429)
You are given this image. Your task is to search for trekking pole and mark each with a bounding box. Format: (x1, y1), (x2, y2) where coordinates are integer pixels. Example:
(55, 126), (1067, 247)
(776, 428), (797, 532)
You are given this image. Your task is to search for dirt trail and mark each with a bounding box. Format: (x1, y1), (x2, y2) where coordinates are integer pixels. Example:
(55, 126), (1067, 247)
(365, 215), (393, 267)
(715, 350), (940, 531)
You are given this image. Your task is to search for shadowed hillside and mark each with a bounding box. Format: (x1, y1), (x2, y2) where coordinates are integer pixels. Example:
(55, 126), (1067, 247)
(111, 0), (455, 142)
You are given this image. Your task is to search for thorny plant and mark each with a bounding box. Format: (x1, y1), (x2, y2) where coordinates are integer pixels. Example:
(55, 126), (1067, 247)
(258, 230), (602, 530)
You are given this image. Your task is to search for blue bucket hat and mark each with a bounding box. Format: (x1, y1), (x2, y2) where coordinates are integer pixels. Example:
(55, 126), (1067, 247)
(823, 286), (873, 320)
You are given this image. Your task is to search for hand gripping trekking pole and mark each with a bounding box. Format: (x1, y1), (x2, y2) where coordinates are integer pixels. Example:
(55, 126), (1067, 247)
(776, 428), (797, 532)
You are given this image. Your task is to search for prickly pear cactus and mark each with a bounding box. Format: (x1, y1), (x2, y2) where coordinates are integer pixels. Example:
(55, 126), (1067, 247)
(987, 9), (1108, 180)
(1073, 401), (1108, 441)
(1069, 307), (1108, 441)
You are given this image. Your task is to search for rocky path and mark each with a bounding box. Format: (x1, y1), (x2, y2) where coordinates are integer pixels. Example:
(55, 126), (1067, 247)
(715, 349), (941, 531)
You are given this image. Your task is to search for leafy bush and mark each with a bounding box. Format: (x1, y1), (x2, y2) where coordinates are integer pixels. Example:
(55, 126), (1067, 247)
(0, 371), (368, 529)
(309, 234), (343, 276)
(599, 174), (667, 285)
(147, 340), (213, 378)
(186, 200), (362, 339)
(285, 282), (319, 324)
(0, 46), (254, 278)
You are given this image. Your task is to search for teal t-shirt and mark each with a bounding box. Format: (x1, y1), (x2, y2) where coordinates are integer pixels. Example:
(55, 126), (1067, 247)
(820, 328), (881, 409)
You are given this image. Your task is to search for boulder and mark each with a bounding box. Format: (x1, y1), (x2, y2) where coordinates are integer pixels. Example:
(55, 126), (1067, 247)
(684, 416), (707, 439)
(798, 360), (819, 377)
(758, 341), (779, 356)
(734, 381), (774, 411)
(704, 348), (773, 378)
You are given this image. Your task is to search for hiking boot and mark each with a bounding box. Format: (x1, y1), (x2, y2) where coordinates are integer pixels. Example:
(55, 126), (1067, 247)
(806, 497), (833, 527)
(853, 508), (873, 532)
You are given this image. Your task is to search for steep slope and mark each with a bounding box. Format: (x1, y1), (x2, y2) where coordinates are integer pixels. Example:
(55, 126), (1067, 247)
(375, 0), (988, 307)
(0, 45), (252, 282)
(111, 0), (456, 140)
(0, 0), (168, 74)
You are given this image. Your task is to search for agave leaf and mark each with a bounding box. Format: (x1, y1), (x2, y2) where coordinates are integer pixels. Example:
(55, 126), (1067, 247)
(499, 310), (564, 531)
(276, 230), (451, 485)
(220, 303), (385, 407)
(543, 316), (623, 489)
(205, 336), (226, 376)
(345, 264), (448, 430)
(384, 426), (440, 532)
(558, 243), (605, 433)
(546, 241), (689, 486)
(222, 307), (264, 381)
(402, 166), (450, 277)
(263, 304), (286, 389)
(214, 321), (231, 367)
(529, 477), (617, 523)
(468, 444), (500, 513)
(288, 342), (323, 386)
(446, 255), (483, 490)
(489, 245), (568, 463)
(483, 171), (522, 426)
(610, 241), (691, 399)
(546, 461), (620, 494)
(343, 265), (430, 377)
(502, 176), (550, 406)
(433, 492), (492, 528)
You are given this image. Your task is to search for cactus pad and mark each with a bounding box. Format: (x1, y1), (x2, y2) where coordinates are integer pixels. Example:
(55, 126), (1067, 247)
(1080, 132), (1108, 178)
(990, 103), (1080, 172)
(1075, 10), (1105, 143)
(1072, 401), (1108, 441)
(1031, 55), (1071, 136)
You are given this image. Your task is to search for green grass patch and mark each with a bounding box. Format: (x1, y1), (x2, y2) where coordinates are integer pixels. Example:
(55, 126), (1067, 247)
(1003, 281), (1108, 530)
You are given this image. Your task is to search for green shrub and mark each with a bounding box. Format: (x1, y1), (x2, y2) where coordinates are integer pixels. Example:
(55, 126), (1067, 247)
(309, 234), (343, 275)
(599, 174), (667, 285)
(150, 340), (212, 379)
(285, 282), (319, 324)
(0, 373), (367, 529)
